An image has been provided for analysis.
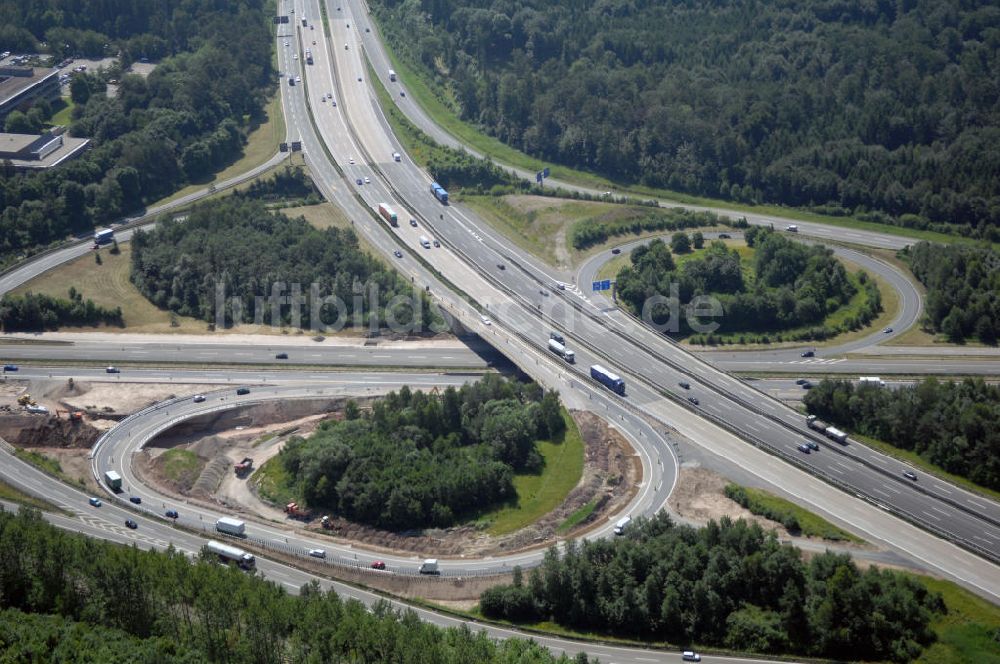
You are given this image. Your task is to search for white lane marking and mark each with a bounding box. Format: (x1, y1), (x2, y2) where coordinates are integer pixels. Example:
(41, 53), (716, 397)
(921, 510), (941, 522)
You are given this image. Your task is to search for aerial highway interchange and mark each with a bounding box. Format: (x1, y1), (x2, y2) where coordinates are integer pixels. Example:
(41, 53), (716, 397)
(1, 0), (999, 660)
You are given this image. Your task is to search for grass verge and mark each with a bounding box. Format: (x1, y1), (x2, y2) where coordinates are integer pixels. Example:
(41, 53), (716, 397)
(556, 498), (598, 534)
(725, 483), (863, 542)
(12, 449), (82, 490)
(375, 29), (992, 250)
(852, 433), (1000, 503)
(479, 409), (584, 536)
(915, 575), (1000, 664)
(0, 478), (61, 512)
(159, 449), (204, 487)
(48, 97), (75, 126)
(254, 455), (297, 507)
(11, 244), (206, 333)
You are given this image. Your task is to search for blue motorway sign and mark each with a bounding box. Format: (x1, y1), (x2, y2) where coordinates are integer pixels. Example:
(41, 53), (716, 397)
(592, 280), (613, 291)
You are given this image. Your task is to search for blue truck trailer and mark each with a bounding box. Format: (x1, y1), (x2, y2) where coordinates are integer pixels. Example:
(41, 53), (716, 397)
(590, 364), (625, 395)
(430, 182), (449, 203)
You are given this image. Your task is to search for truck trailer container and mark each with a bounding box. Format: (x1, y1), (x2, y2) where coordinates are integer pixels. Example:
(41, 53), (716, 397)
(824, 427), (848, 444)
(590, 364), (625, 395)
(104, 470), (122, 492)
(378, 203), (398, 227)
(206, 540), (255, 569)
(547, 338), (575, 363)
(430, 182), (449, 203)
(389, 69), (396, 82)
(215, 517), (246, 537)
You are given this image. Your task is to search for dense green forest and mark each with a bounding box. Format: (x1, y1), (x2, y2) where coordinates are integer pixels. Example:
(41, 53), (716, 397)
(481, 514), (942, 662)
(130, 199), (433, 331)
(615, 227), (880, 341)
(0, 0), (273, 268)
(237, 165), (322, 204)
(375, 0), (1000, 238)
(0, 508), (595, 664)
(0, 287), (123, 331)
(804, 377), (1000, 491)
(280, 375), (565, 529)
(900, 241), (1000, 344)
(572, 207), (733, 250)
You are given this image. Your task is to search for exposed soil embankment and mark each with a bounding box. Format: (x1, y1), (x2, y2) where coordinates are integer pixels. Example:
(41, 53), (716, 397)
(0, 412), (101, 448)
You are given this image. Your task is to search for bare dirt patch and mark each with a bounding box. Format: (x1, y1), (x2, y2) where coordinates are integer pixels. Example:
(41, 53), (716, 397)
(32, 447), (101, 493)
(668, 466), (779, 530)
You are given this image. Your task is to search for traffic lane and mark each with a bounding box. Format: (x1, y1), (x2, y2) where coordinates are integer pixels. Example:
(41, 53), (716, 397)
(0, 342), (491, 369)
(7, 496), (761, 664)
(316, 55), (1000, 564)
(288, 1), (1000, 596)
(707, 355), (1000, 375)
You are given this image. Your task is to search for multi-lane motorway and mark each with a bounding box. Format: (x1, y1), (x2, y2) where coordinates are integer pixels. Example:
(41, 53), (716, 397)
(0, 0), (999, 659)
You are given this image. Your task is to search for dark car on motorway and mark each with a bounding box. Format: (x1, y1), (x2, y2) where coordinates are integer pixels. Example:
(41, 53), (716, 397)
(165, 510), (179, 519)
(718, 233), (731, 239)
(903, 470), (918, 481)
(679, 381), (691, 389)
(409, 218), (418, 227)
(612, 247), (621, 254)
(106, 366), (120, 373)
(805, 440), (819, 451)
(193, 394), (206, 403)
(236, 387), (250, 395)
(687, 396), (699, 405)
(129, 495), (142, 504)
(275, 352), (288, 359)
(2, 364), (17, 372)
(356, 178), (363, 185)
(393, 249), (403, 258)
(124, 519), (138, 529)
(798, 443), (812, 454)
(801, 350), (815, 357)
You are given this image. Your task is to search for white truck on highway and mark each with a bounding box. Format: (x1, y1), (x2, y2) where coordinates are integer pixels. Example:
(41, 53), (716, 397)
(547, 338), (575, 363)
(104, 470), (122, 492)
(206, 540), (255, 570)
(215, 516), (246, 537)
(613, 516), (631, 535)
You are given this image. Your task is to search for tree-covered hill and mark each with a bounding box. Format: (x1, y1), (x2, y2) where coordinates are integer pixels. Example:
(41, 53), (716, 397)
(375, 0), (1000, 239)
(0, 0), (273, 267)
(130, 199), (433, 331)
(0, 508), (594, 663)
(279, 375), (566, 529)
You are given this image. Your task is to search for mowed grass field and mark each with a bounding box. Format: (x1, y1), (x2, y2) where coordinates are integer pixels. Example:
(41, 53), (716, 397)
(479, 409), (585, 536)
(11, 245), (207, 333)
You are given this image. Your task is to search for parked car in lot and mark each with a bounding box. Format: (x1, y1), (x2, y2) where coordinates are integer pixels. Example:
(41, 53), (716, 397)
(89, 497), (102, 507)
(124, 519), (138, 529)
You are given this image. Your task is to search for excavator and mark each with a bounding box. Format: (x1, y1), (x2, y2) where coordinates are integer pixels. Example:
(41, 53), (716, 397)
(16, 394), (36, 407)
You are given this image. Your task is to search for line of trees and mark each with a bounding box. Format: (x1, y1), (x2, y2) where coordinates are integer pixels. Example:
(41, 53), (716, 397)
(0, 0), (273, 269)
(571, 208), (732, 250)
(0, 507), (596, 664)
(615, 227), (879, 340)
(0, 287), (123, 331)
(236, 166), (321, 204)
(373, 0), (1000, 239)
(481, 513), (943, 662)
(279, 375), (566, 529)
(129, 199), (433, 331)
(804, 377), (1000, 491)
(901, 241), (1000, 345)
